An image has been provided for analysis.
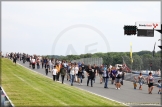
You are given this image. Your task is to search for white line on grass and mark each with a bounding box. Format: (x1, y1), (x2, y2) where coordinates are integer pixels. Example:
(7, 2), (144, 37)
(17, 62), (128, 106)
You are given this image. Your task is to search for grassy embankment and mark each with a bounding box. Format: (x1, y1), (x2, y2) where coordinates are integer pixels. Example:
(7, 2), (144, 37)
(1, 58), (126, 106)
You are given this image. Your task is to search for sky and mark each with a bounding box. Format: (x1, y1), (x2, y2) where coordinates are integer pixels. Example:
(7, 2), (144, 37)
(2, 1), (161, 56)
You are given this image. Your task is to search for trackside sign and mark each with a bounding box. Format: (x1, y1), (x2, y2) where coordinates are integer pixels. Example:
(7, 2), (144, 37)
(136, 22), (161, 30)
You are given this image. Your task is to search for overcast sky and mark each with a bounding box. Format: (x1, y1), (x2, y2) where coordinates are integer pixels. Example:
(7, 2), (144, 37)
(2, 1), (161, 56)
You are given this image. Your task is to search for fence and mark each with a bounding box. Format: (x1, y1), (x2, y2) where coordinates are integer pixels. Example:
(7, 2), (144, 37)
(71, 57), (103, 66)
(122, 56), (161, 71)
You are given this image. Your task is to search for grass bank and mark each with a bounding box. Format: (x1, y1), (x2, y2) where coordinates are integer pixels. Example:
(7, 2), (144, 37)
(1, 58), (126, 106)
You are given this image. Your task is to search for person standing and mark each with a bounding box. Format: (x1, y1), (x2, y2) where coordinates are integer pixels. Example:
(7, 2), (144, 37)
(13, 55), (17, 65)
(78, 67), (83, 85)
(138, 73), (144, 90)
(81, 62), (85, 75)
(133, 76), (137, 89)
(157, 80), (162, 94)
(29, 56), (32, 67)
(103, 68), (110, 88)
(147, 72), (154, 94)
(67, 63), (71, 81)
(111, 67), (117, 85)
(70, 63), (75, 86)
(74, 64), (79, 82)
(41, 58), (44, 69)
(56, 63), (61, 81)
(20, 53), (22, 61)
(60, 65), (66, 84)
(52, 66), (57, 81)
(45, 61), (49, 75)
(37, 58), (40, 69)
(115, 68), (122, 90)
(92, 64), (97, 83)
(87, 65), (96, 87)
(98, 65), (104, 84)
(31, 57), (36, 69)
(23, 54), (26, 63)
(49, 59), (52, 72)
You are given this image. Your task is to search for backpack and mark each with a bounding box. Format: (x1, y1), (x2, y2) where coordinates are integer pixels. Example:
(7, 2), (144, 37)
(117, 71), (122, 78)
(99, 68), (103, 74)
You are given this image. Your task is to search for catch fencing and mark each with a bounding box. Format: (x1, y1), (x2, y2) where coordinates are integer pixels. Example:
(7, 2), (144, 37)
(71, 57), (103, 66)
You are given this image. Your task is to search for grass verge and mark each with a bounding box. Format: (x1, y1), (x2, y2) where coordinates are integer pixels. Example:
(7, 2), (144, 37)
(1, 58), (126, 106)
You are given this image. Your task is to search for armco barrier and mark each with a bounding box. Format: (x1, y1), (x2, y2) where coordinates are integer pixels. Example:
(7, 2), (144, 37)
(1, 86), (14, 107)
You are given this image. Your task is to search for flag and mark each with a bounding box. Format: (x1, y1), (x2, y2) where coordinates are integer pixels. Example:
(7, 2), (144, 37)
(153, 42), (156, 57)
(130, 42), (133, 63)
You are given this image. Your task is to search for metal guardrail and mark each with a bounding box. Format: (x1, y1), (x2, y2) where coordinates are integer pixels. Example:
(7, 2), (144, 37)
(1, 86), (14, 107)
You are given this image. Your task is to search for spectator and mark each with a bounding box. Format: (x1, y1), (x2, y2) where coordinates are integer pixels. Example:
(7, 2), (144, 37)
(115, 68), (122, 90)
(98, 65), (104, 84)
(111, 67), (117, 85)
(78, 67), (83, 85)
(157, 80), (162, 94)
(103, 67), (110, 88)
(60, 64), (66, 84)
(87, 65), (96, 87)
(31, 57), (36, 69)
(138, 73), (144, 90)
(56, 63), (61, 81)
(74, 64), (79, 82)
(67, 63), (71, 81)
(45, 61), (49, 75)
(147, 72), (154, 94)
(70, 63), (75, 86)
(52, 66), (57, 81)
(92, 64), (97, 83)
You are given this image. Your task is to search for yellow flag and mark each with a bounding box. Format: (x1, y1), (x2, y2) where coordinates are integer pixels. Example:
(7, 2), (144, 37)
(130, 42), (133, 63)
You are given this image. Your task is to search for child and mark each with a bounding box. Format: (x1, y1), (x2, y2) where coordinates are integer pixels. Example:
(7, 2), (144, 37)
(133, 76), (137, 89)
(52, 66), (57, 81)
(157, 80), (162, 94)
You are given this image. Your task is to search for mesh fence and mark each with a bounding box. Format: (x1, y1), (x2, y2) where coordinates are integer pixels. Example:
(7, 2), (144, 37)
(71, 57), (103, 66)
(122, 55), (161, 71)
